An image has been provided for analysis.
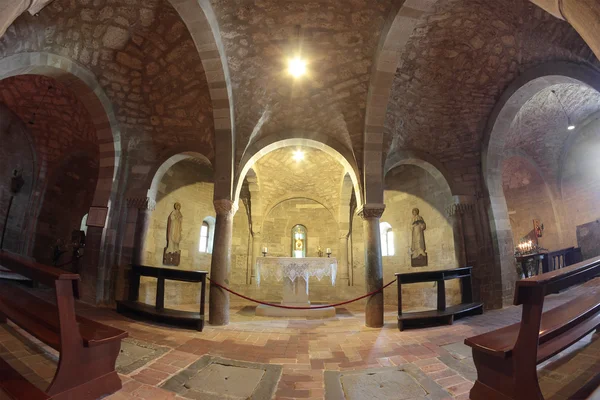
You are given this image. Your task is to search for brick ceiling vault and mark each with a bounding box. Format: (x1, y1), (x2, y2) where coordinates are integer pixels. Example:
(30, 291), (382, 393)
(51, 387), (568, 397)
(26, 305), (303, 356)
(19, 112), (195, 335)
(1, 0), (600, 205)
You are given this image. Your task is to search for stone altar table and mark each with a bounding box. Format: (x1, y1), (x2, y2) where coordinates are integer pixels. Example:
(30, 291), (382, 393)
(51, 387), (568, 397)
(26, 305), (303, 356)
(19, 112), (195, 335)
(255, 257), (337, 318)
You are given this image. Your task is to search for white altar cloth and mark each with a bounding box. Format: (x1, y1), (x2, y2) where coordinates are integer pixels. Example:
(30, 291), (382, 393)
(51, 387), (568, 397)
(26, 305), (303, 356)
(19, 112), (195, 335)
(256, 257), (337, 287)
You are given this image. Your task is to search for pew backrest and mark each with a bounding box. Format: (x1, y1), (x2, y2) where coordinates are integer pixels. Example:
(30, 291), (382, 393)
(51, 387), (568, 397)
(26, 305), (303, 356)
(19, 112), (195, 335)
(514, 255), (600, 306)
(0, 250), (80, 297)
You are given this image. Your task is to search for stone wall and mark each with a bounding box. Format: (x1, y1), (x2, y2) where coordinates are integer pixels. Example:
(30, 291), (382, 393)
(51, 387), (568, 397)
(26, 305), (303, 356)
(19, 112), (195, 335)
(502, 156), (562, 251)
(33, 153), (99, 265)
(140, 160), (214, 306)
(561, 117), (600, 248)
(353, 165), (460, 309)
(0, 104), (36, 254)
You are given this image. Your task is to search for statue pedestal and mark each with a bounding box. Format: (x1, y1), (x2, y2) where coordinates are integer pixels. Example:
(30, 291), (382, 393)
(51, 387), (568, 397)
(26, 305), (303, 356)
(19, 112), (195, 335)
(254, 257), (337, 318)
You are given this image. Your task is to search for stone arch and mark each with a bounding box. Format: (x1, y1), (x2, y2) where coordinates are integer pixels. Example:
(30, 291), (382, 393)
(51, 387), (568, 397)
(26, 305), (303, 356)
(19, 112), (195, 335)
(482, 61), (600, 304)
(260, 194), (337, 232)
(0, 52), (121, 208)
(235, 135), (362, 208)
(384, 149), (458, 196)
(167, 0), (235, 200)
(145, 148), (213, 203)
(339, 173), (355, 236)
(362, 0), (440, 204)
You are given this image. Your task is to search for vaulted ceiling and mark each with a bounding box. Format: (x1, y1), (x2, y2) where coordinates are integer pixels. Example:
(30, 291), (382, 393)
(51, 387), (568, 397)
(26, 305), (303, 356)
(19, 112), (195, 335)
(252, 147), (346, 217)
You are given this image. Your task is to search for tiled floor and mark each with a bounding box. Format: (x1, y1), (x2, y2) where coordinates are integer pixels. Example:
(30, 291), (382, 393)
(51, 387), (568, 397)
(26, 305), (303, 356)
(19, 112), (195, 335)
(1, 279), (599, 400)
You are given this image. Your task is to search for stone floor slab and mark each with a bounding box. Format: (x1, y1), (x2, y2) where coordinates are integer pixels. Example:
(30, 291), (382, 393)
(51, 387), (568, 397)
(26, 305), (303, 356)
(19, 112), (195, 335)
(325, 365), (451, 400)
(161, 355), (282, 400)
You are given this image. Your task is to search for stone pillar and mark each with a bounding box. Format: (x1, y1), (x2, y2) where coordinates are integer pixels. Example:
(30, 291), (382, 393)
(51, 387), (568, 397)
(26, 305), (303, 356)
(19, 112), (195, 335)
(251, 231), (262, 284)
(209, 199), (238, 326)
(446, 202), (473, 268)
(127, 197), (155, 265)
(338, 233), (350, 286)
(358, 204), (386, 328)
(0, 0), (56, 38)
(529, 0), (600, 59)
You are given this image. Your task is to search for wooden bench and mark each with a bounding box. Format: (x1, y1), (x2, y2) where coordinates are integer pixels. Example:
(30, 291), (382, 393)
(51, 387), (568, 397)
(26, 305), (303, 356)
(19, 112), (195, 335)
(117, 264), (208, 331)
(396, 267), (483, 331)
(465, 256), (600, 400)
(0, 250), (127, 400)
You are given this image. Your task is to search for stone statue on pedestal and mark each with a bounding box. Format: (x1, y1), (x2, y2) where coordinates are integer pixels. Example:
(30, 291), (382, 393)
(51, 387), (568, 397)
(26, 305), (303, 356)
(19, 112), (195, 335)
(411, 208), (428, 267)
(163, 202), (182, 266)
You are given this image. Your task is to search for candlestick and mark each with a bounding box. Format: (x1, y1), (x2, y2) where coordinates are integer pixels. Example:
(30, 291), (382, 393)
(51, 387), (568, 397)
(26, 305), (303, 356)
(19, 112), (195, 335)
(326, 248), (331, 258)
(262, 247), (268, 257)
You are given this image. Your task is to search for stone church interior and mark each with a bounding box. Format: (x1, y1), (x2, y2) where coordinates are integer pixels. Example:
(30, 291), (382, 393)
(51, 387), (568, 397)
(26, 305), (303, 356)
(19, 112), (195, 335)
(1, 0), (600, 399)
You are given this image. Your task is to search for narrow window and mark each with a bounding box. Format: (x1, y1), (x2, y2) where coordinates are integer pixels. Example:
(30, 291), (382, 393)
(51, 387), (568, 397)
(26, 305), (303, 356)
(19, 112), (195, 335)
(199, 221), (209, 253)
(380, 222), (394, 257)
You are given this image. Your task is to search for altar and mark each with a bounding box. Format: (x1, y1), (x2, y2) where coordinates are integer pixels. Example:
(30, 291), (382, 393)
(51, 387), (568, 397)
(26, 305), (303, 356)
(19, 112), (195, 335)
(254, 257), (337, 318)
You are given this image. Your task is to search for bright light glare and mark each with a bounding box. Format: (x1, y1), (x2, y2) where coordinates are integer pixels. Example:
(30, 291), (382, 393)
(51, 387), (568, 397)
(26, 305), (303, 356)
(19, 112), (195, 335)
(568, 125), (576, 131)
(288, 57), (307, 78)
(293, 150), (305, 161)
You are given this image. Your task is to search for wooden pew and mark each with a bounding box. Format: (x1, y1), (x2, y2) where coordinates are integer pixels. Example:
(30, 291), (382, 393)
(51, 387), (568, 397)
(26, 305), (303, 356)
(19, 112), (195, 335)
(0, 250), (128, 400)
(465, 256), (600, 400)
(543, 247), (583, 272)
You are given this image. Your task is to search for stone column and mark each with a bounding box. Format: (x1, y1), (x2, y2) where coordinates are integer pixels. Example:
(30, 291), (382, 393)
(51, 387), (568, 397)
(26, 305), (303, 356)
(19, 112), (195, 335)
(529, 0), (600, 59)
(209, 199), (238, 326)
(251, 231), (262, 284)
(446, 202), (473, 268)
(358, 204), (386, 328)
(338, 233), (350, 286)
(127, 197), (155, 265)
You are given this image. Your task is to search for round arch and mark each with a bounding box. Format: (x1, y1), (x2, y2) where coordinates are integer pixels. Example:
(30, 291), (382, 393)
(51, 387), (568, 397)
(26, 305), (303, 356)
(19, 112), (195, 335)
(261, 194), (338, 232)
(384, 149), (459, 196)
(146, 150), (213, 203)
(235, 136), (362, 208)
(482, 61), (600, 304)
(0, 52), (121, 208)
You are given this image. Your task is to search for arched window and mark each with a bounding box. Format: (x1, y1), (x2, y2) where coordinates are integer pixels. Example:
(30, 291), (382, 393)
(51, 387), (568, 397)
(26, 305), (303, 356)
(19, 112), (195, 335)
(380, 222), (395, 257)
(199, 217), (216, 253)
(291, 224), (307, 258)
(80, 213), (88, 235)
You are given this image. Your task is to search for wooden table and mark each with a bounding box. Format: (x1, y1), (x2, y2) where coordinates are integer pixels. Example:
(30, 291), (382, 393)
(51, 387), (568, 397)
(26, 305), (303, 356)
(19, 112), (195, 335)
(396, 267), (483, 331)
(117, 265), (207, 331)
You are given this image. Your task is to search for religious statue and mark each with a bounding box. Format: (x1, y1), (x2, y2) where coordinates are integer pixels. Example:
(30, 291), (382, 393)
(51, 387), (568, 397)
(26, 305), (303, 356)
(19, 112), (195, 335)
(163, 202), (183, 266)
(411, 208), (428, 267)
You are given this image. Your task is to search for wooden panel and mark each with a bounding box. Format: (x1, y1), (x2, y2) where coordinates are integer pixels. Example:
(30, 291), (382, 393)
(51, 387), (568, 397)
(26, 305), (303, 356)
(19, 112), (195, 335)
(131, 265), (208, 282)
(465, 290), (600, 357)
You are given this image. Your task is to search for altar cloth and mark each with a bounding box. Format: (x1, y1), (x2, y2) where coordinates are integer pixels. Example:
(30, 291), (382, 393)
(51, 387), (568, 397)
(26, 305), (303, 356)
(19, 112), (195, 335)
(255, 257), (337, 287)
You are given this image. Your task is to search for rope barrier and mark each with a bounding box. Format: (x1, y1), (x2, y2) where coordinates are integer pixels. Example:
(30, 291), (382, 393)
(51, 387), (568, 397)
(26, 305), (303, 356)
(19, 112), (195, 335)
(207, 277), (396, 310)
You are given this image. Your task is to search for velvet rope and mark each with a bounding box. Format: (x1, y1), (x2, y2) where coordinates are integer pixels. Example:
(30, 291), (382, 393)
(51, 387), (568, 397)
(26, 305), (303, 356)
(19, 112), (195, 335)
(207, 277), (396, 310)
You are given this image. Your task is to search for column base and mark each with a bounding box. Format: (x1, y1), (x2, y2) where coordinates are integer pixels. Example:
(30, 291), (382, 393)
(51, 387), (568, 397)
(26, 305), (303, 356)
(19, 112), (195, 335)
(255, 304), (336, 318)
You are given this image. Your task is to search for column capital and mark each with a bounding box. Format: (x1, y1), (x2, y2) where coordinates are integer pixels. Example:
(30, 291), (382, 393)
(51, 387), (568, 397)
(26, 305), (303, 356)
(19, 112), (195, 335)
(214, 199), (238, 216)
(127, 197), (155, 211)
(357, 204), (386, 220)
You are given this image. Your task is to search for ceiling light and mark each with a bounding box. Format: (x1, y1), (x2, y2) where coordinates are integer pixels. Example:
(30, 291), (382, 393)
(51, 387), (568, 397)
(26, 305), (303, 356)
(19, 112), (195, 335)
(292, 150), (305, 161)
(568, 125), (576, 131)
(288, 57), (306, 78)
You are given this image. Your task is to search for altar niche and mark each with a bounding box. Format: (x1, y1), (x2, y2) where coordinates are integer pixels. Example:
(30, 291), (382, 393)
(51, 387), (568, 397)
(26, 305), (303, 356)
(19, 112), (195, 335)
(291, 224), (307, 258)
